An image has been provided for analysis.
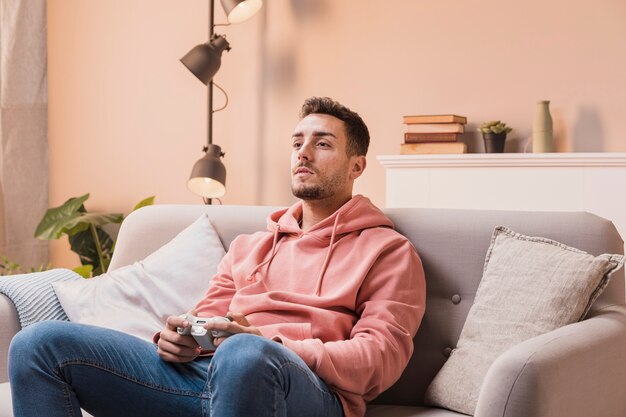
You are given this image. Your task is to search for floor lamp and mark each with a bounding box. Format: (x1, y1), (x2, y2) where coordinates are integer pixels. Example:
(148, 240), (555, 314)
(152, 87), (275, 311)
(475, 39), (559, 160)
(181, 0), (262, 204)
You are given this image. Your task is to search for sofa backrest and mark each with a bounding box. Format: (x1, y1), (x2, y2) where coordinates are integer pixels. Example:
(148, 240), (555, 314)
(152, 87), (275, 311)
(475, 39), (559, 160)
(110, 205), (625, 407)
(109, 204), (279, 272)
(374, 208), (625, 406)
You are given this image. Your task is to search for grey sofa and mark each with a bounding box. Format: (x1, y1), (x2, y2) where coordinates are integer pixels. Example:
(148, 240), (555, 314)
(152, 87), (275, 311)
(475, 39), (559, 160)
(1, 205), (626, 417)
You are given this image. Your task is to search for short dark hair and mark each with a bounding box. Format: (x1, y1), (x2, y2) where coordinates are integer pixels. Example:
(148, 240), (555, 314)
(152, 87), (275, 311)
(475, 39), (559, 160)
(299, 97), (370, 156)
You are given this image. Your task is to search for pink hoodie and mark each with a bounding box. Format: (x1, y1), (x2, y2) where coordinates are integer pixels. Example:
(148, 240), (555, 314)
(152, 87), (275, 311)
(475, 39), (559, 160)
(195, 195), (426, 417)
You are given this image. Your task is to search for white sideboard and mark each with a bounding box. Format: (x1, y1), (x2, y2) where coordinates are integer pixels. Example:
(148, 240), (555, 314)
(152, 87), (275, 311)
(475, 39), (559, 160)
(377, 153), (626, 245)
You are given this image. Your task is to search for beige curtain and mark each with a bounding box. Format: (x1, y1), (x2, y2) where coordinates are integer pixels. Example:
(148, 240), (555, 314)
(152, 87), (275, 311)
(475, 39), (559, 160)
(0, 0), (48, 269)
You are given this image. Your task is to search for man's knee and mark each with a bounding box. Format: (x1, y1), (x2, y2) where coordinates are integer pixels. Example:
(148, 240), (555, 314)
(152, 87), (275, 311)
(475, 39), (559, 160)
(212, 334), (285, 376)
(11, 320), (76, 351)
(8, 321), (71, 381)
(219, 333), (282, 354)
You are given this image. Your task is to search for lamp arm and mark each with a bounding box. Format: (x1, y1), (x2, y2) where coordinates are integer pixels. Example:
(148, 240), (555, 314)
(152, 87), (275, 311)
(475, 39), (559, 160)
(212, 82), (229, 112)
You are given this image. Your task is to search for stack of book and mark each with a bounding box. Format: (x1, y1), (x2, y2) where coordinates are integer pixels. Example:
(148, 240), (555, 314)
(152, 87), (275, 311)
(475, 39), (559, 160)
(401, 114), (468, 154)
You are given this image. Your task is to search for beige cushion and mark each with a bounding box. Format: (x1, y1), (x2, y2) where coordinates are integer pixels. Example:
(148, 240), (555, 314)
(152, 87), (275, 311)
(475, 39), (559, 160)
(52, 214), (225, 342)
(424, 226), (625, 415)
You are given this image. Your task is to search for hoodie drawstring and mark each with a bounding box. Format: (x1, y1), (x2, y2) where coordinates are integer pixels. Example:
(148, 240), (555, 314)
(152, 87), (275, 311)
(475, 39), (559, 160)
(247, 213), (341, 295)
(314, 213), (340, 296)
(247, 224), (281, 281)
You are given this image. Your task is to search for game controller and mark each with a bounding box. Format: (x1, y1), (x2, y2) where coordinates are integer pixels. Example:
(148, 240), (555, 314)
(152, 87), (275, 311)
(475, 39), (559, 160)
(177, 315), (233, 350)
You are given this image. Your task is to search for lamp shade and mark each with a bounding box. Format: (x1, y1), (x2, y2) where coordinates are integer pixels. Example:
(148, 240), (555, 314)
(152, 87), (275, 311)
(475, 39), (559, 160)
(180, 35), (231, 85)
(187, 144), (227, 198)
(221, 0), (263, 24)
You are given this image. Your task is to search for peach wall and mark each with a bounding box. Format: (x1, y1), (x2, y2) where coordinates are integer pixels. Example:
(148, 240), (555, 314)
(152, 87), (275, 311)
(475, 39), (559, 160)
(47, 0), (626, 267)
(47, 0), (263, 266)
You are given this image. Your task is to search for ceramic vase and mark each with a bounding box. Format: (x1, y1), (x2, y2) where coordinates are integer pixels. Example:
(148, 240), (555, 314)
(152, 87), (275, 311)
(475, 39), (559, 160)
(532, 100), (553, 153)
(483, 133), (507, 153)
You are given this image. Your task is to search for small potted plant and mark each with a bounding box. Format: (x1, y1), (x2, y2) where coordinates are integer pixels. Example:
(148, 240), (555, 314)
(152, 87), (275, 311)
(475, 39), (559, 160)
(478, 120), (513, 153)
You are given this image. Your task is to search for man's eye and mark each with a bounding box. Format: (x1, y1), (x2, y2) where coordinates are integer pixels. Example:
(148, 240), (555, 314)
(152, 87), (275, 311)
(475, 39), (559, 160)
(318, 142), (330, 147)
(293, 142), (302, 149)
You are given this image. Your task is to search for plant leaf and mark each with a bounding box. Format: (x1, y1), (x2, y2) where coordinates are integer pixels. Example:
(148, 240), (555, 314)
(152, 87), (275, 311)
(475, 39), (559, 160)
(69, 227), (114, 273)
(72, 264), (94, 278)
(63, 213), (124, 237)
(65, 222), (91, 237)
(132, 196), (155, 212)
(34, 194), (90, 240)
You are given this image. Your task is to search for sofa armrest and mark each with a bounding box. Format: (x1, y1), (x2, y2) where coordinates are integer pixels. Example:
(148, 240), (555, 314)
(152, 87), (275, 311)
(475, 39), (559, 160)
(475, 305), (626, 417)
(0, 294), (20, 383)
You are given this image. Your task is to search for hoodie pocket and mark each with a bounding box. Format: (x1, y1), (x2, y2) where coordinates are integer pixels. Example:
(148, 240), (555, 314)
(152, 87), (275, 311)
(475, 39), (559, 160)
(258, 322), (313, 341)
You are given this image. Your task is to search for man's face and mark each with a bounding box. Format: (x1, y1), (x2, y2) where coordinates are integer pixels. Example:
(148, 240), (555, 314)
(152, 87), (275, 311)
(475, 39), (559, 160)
(290, 113), (361, 201)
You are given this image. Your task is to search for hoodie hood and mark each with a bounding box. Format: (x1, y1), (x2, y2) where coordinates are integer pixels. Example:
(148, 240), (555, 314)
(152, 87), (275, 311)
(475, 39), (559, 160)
(268, 194), (394, 238)
(247, 195), (394, 295)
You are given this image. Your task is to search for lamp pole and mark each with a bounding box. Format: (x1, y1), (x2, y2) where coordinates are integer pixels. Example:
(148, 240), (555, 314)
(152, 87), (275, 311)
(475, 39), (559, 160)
(205, 0), (215, 204)
(207, 0), (215, 149)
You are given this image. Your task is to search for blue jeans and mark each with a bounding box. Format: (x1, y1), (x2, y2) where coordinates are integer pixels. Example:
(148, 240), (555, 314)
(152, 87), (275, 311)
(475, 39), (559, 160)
(8, 321), (344, 417)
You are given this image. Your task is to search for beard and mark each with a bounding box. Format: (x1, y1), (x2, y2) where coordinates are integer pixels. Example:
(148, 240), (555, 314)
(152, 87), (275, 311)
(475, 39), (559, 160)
(292, 183), (328, 200)
(291, 163), (349, 200)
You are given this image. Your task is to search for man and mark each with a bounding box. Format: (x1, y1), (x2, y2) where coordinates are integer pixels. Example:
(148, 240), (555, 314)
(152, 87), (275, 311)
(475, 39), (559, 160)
(9, 97), (425, 417)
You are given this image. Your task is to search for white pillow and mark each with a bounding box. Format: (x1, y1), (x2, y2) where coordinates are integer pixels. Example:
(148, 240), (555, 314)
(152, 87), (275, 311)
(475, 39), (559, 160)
(53, 214), (225, 342)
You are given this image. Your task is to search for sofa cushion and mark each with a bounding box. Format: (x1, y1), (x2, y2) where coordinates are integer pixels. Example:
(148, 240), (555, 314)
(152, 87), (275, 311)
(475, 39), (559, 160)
(52, 214), (225, 342)
(0, 382), (95, 417)
(0, 269), (81, 328)
(365, 404), (463, 416)
(424, 226), (625, 415)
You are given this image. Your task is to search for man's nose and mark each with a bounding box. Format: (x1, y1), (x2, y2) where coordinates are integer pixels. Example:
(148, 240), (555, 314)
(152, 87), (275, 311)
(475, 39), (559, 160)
(297, 143), (312, 160)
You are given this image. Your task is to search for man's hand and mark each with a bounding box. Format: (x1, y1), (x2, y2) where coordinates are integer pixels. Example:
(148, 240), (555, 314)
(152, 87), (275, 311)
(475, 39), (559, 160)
(157, 314), (202, 363)
(210, 312), (262, 348)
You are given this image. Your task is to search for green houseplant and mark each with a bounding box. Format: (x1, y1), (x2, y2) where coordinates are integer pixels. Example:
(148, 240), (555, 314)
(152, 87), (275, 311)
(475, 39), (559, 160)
(0, 255), (50, 276)
(478, 120), (513, 153)
(34, 194), (154, 277)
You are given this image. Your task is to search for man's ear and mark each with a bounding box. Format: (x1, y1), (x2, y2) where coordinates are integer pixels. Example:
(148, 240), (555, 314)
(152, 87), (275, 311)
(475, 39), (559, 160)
(350, 155), (367, 180)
